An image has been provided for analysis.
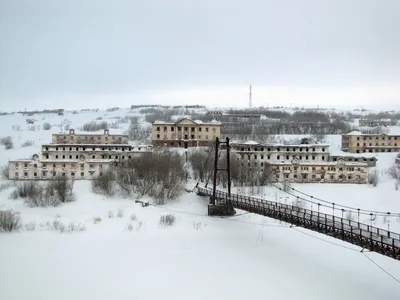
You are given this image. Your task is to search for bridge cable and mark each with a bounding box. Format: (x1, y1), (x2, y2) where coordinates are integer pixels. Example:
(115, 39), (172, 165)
(270, 181), (400, 218)
(274, 179), (400, 216)
(361, 252), (400, 285)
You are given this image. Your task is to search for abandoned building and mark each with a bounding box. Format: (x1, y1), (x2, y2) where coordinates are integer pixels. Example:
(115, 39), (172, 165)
(8, 130), (151, 180)
(341, 131), (400, 153)
(231, 141), (372, 184)
(152, 118), (221, 148)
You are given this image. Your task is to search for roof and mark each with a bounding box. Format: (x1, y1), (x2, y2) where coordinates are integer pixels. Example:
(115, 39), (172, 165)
(232, 142), (330, 148)
(270, 161), (369, 167)
(43, 143), (148, 148)
(153, 118), (221, 125)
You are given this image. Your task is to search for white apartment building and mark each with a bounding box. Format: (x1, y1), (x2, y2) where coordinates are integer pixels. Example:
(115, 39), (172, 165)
(231, 141), (370, 184)
(9, 154), (114, 180)
(8, 129), (152, 180)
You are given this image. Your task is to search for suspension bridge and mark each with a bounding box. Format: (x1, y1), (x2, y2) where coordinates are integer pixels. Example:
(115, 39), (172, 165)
(194, 137), (400, 261)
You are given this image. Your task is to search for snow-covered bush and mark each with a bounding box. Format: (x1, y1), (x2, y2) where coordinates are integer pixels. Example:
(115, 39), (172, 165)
(42, 122), (52, 130)
(82, 121), (108, 131)
(11, 178), (75, 207)
(117, 209), (124, 218)
(367, 169), (379, 187)
(0, 136), (13, 150)
(130, 213), (137, 221)
(108, 210), (114, 218)
(24, 221), (36, 231)
(159, 214), (176, 227)
(21, 140), (34, 147)
(0, 210), (22, 232)
(1, 164), (9, 180)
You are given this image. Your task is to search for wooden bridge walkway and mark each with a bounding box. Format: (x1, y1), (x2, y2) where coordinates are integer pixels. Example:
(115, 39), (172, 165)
(197, 187), (400, 261)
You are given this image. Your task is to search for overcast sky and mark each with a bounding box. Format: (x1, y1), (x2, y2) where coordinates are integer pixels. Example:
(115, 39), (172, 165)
(1, 0), (399, 111)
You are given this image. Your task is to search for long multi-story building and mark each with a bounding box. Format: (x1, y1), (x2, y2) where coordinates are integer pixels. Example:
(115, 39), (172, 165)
(9, 129), (152, 180)
(341, 131), (400, 153)
(231, 141), (371, 184)
(152, 118), (221, 148)
(52, 128), (129, 144)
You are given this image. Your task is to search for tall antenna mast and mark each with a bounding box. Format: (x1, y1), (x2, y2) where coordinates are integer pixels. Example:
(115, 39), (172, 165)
(249, 84), (252, 109)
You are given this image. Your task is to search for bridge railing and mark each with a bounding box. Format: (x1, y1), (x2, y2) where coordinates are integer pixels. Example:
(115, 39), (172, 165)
(198, 187), (400, 245)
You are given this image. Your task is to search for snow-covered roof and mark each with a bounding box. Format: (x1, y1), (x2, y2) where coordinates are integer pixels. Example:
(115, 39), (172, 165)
(244, 141), (259, 145)
(270, 161), (369, 167)
(232, 142), (330, 148)
(153, 118), (221, 125)
(345, 131), (363, 135)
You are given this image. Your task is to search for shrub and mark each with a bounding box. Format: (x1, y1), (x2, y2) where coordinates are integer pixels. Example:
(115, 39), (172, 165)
(117, 209), (124, 218)
(108, 210), (114, 218)
(21, 140), (34, 147)
(91, 169), (116, 197)
(42, 122), (52, 130)
(0, 136), (13, 150)
(24, 221), (36, 231)
(46, 177), (76, 203)
(0, 210), (22, 232)
(82, 121), (108, 131)
(367, 169), (379, 187)
(387, 165), (400, 180)
(159, 214), (176, 227)
(1, 164), (9, 180)
(11, 178), (75, 207)
(130, 213), (137, 221)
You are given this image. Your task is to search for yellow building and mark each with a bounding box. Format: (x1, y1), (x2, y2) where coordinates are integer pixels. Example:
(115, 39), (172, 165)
(341, 131), (400, 153)
(152, 118), (221, 148)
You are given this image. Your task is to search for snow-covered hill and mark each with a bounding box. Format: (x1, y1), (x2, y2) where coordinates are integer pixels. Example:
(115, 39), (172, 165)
(0, 108), (399, 300)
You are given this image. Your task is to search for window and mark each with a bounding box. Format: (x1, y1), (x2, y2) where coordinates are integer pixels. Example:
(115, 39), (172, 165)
(62, 155), (65, 159)
(42, 171), (47, 176)
(62, 164), (66, 167)
(69, 155), (72, 159)
(53, 164), (56, 168)
(71, 172), (75, 177)
(277, 155), (280, 160)
(184, 127), (188, 131)
(92, 155), (95, 159)
(15, 172), (18, 177)
(56, 155), (59, 159)
(312, 156), (315, 160)
(164, 127), (167, 132)
(171, 127), (174, 131)
(205, 127), (209, 132)
(24, 172), (28, 177)
(62, 172), (66, 177)
(33, 164), (37, 168)
(81, 172), (84, 177)
(198, 128), (202, 132)
(24, 163), (28, 168)
(156, 134), (160, 139)
(212, 127), (216, 132)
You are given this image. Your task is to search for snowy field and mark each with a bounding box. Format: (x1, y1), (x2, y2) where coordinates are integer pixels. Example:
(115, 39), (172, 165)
(1, 108), (400, 300)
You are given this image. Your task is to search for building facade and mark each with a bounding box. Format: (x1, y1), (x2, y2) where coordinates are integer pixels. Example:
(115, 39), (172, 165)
(9, 129), (152, 180)
(231, 141), (371, 184)
(341, 131), (400, 153)
(9, 154), (114, 180)
(52, 129), (129, 144)
(40, 144), (151, 161)
(152, 118), (221, 148)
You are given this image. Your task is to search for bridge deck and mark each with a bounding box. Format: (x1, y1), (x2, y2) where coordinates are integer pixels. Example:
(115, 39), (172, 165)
(197, 187), (400, 261)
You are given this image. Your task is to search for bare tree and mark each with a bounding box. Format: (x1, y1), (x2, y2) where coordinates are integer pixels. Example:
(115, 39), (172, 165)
(0, 210), (22, 232)
(47, 177), (76, 203)
(1, 164), (9, 180)
(92, 168), (116, 197)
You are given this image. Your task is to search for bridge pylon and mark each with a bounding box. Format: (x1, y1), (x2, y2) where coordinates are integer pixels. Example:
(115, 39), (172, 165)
(208, 137), (236, 217)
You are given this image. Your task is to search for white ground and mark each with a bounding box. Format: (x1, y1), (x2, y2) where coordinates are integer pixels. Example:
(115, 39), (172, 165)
(1, 108), (400, 300)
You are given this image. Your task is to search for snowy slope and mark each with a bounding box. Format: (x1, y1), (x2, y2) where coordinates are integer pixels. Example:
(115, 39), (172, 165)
(1, 108), (400, 300)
